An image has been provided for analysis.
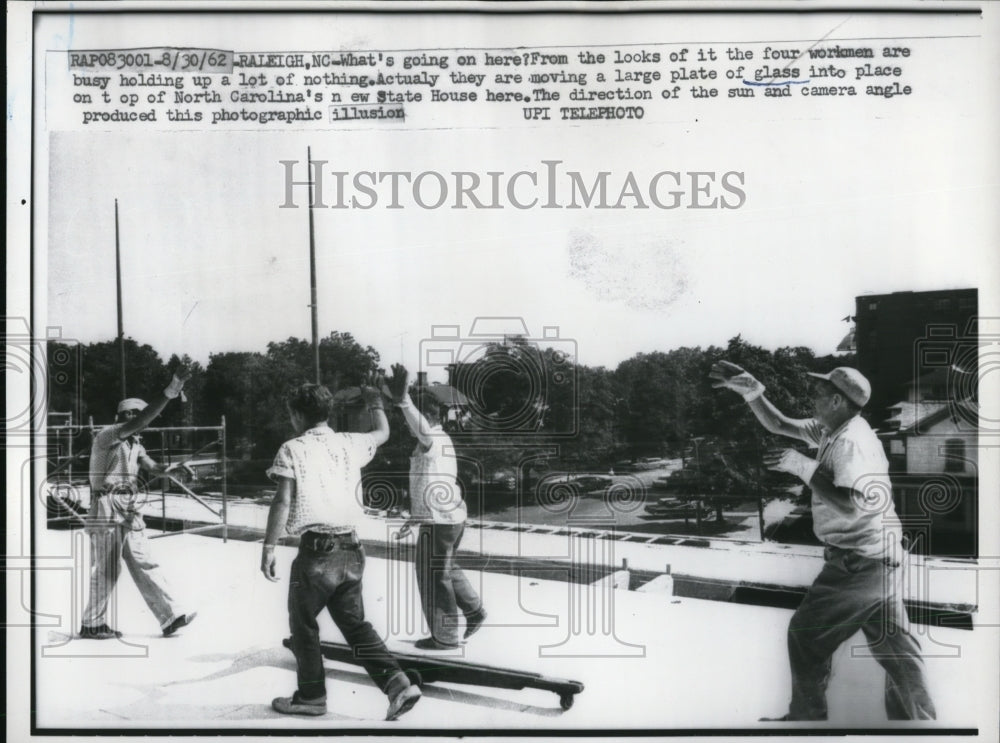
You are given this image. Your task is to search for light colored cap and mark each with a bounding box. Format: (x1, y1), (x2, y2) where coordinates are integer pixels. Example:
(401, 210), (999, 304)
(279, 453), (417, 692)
(117, 398), (148, 414)
(806, 368), (871, 408)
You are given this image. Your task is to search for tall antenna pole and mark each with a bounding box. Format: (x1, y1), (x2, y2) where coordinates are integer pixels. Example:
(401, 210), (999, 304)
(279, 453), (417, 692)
(115, 199), (126, 399)
(307, 147), (320, 384)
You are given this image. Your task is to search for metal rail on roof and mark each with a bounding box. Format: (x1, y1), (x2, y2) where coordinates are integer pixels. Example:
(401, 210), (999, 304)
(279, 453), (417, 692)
(463, 519), (752, 548)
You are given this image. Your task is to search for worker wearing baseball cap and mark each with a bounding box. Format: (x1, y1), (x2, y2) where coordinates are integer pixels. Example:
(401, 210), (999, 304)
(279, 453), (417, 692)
(80, 367), (197, 640)
(710, 361), (935, 722)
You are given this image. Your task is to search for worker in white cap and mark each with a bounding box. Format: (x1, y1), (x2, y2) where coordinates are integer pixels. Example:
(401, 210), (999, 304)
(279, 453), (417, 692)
(710, 361), (935, 722)
(80, 366), (197, 640)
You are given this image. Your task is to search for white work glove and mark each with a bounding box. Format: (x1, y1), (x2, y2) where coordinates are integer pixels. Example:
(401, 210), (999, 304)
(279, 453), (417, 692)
(385, 363), (412, 407)
(165, 463), (196, 480)
(163, 367), (191, 399)
(709, 360), (765, 402)
(361, 371), (387, 409)
(393, 519), (417, 541)
(764, 449), (819, 484)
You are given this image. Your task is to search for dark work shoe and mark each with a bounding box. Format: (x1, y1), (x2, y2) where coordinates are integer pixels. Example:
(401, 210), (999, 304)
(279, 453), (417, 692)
(80, 624), (122, 640)
(273, 692), (327, 716)
(415, 636), (460, 650)
(759, 713), (825, 722)
(385, 684), (421, 721)
(464, 608), (487, 639)
(163, 612), (197, 637)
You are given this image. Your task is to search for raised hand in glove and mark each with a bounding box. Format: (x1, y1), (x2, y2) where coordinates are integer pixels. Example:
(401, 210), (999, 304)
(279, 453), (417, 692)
(764, 448), (819, 484)
(709, 360), (765, 402)
(393, 518), (418, 541)
(164, 365), (193, 399)
(360, 371), (387, 408)
(384, 363), (411, 405)
(165, 462), (197, 481)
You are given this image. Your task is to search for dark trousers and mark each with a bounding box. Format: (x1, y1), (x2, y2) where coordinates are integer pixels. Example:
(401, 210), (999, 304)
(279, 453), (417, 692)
(415, 523), (483, 645)
(787, 546), (936, 721)
(287, 539), (407, 701)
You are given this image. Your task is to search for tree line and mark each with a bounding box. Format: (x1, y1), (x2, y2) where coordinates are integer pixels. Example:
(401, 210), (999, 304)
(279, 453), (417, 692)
(47, 333), (852, 497)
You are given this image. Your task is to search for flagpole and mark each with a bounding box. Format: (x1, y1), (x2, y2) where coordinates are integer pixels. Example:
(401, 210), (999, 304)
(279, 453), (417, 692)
(115, 199), (126, 398)
(308, 147), (320, 384)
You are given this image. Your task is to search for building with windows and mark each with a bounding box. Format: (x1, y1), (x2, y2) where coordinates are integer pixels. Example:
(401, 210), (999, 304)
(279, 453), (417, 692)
(857, 291), (982, 559)
(853, 288), (977, 428)
(879, 398), (978, 558)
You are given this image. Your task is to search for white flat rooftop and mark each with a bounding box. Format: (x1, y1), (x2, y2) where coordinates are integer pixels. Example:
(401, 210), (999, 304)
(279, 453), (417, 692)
(29, 526), (990, 733)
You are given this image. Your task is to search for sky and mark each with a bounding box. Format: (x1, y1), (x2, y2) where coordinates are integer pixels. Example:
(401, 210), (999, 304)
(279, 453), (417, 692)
(45, 118), (993, 379)
(39, 12), (998, 381)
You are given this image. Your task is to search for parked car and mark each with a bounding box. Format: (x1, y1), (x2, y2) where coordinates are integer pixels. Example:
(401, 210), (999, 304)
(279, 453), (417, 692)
(632, 457), (671, 471)
(490, 470), (518, 492)
(571, 475), (613, 493)
(644, 496), (713, 519)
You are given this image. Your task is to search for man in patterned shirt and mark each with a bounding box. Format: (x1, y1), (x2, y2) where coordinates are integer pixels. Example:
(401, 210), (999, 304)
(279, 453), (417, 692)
(385, 364), (486, 650)
(710, 361), (935, 722)
(262, 381), (421, 721)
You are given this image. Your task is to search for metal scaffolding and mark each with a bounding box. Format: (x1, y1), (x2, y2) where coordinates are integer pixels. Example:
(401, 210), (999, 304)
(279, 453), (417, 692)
(45, 417), (229, 542)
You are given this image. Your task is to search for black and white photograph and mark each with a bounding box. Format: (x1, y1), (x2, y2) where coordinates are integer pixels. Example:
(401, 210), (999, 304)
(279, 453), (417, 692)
(6, 1), (1000, 740)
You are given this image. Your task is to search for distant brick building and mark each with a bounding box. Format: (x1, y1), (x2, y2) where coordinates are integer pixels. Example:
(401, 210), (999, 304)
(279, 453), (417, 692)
(853, 288), (977, 428)
(854, 289), (980, 557)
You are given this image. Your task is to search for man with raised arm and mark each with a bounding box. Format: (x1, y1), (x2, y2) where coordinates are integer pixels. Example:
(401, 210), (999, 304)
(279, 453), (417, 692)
(81, 366), (197, 639)
(261, 379), (421, 721)
(385, 364), (486, 650)
(710, 361), (935, 721)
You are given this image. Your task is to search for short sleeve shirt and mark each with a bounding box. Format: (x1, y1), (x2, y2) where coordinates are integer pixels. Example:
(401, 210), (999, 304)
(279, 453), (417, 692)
(89, 423), (147, 492)
(266, 424), (377, 535)
(802, 415), (903, 559)
(409, 427), (466, 524)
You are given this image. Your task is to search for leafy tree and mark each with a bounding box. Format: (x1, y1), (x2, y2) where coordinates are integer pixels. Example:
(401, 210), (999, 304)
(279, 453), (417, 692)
(47, 329), (845, 522)
(201, 351), (264, 458)
(200, 332), (383, 460)
(613, 336), (828, 519)
(662, 436), (760, 522)
(160, 353), (205, 428)
(557, 364), (620, 466)
(614, 347), (704, 456)
(438, 338), (603, 505)
(49, 337), (169, 424)
(253, 333), (382, 458)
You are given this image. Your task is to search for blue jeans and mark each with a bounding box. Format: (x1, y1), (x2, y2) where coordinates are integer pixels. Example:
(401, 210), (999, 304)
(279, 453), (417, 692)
(415, 523), (483, 645)
(787, 546), (936, 720)
(287, 538), (408, 701)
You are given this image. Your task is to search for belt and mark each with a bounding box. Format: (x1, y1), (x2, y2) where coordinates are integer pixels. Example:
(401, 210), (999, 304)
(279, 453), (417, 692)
(299, 530), (359, 553)
(824, 545), (901, 569)
(96, 484), (140, 497)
